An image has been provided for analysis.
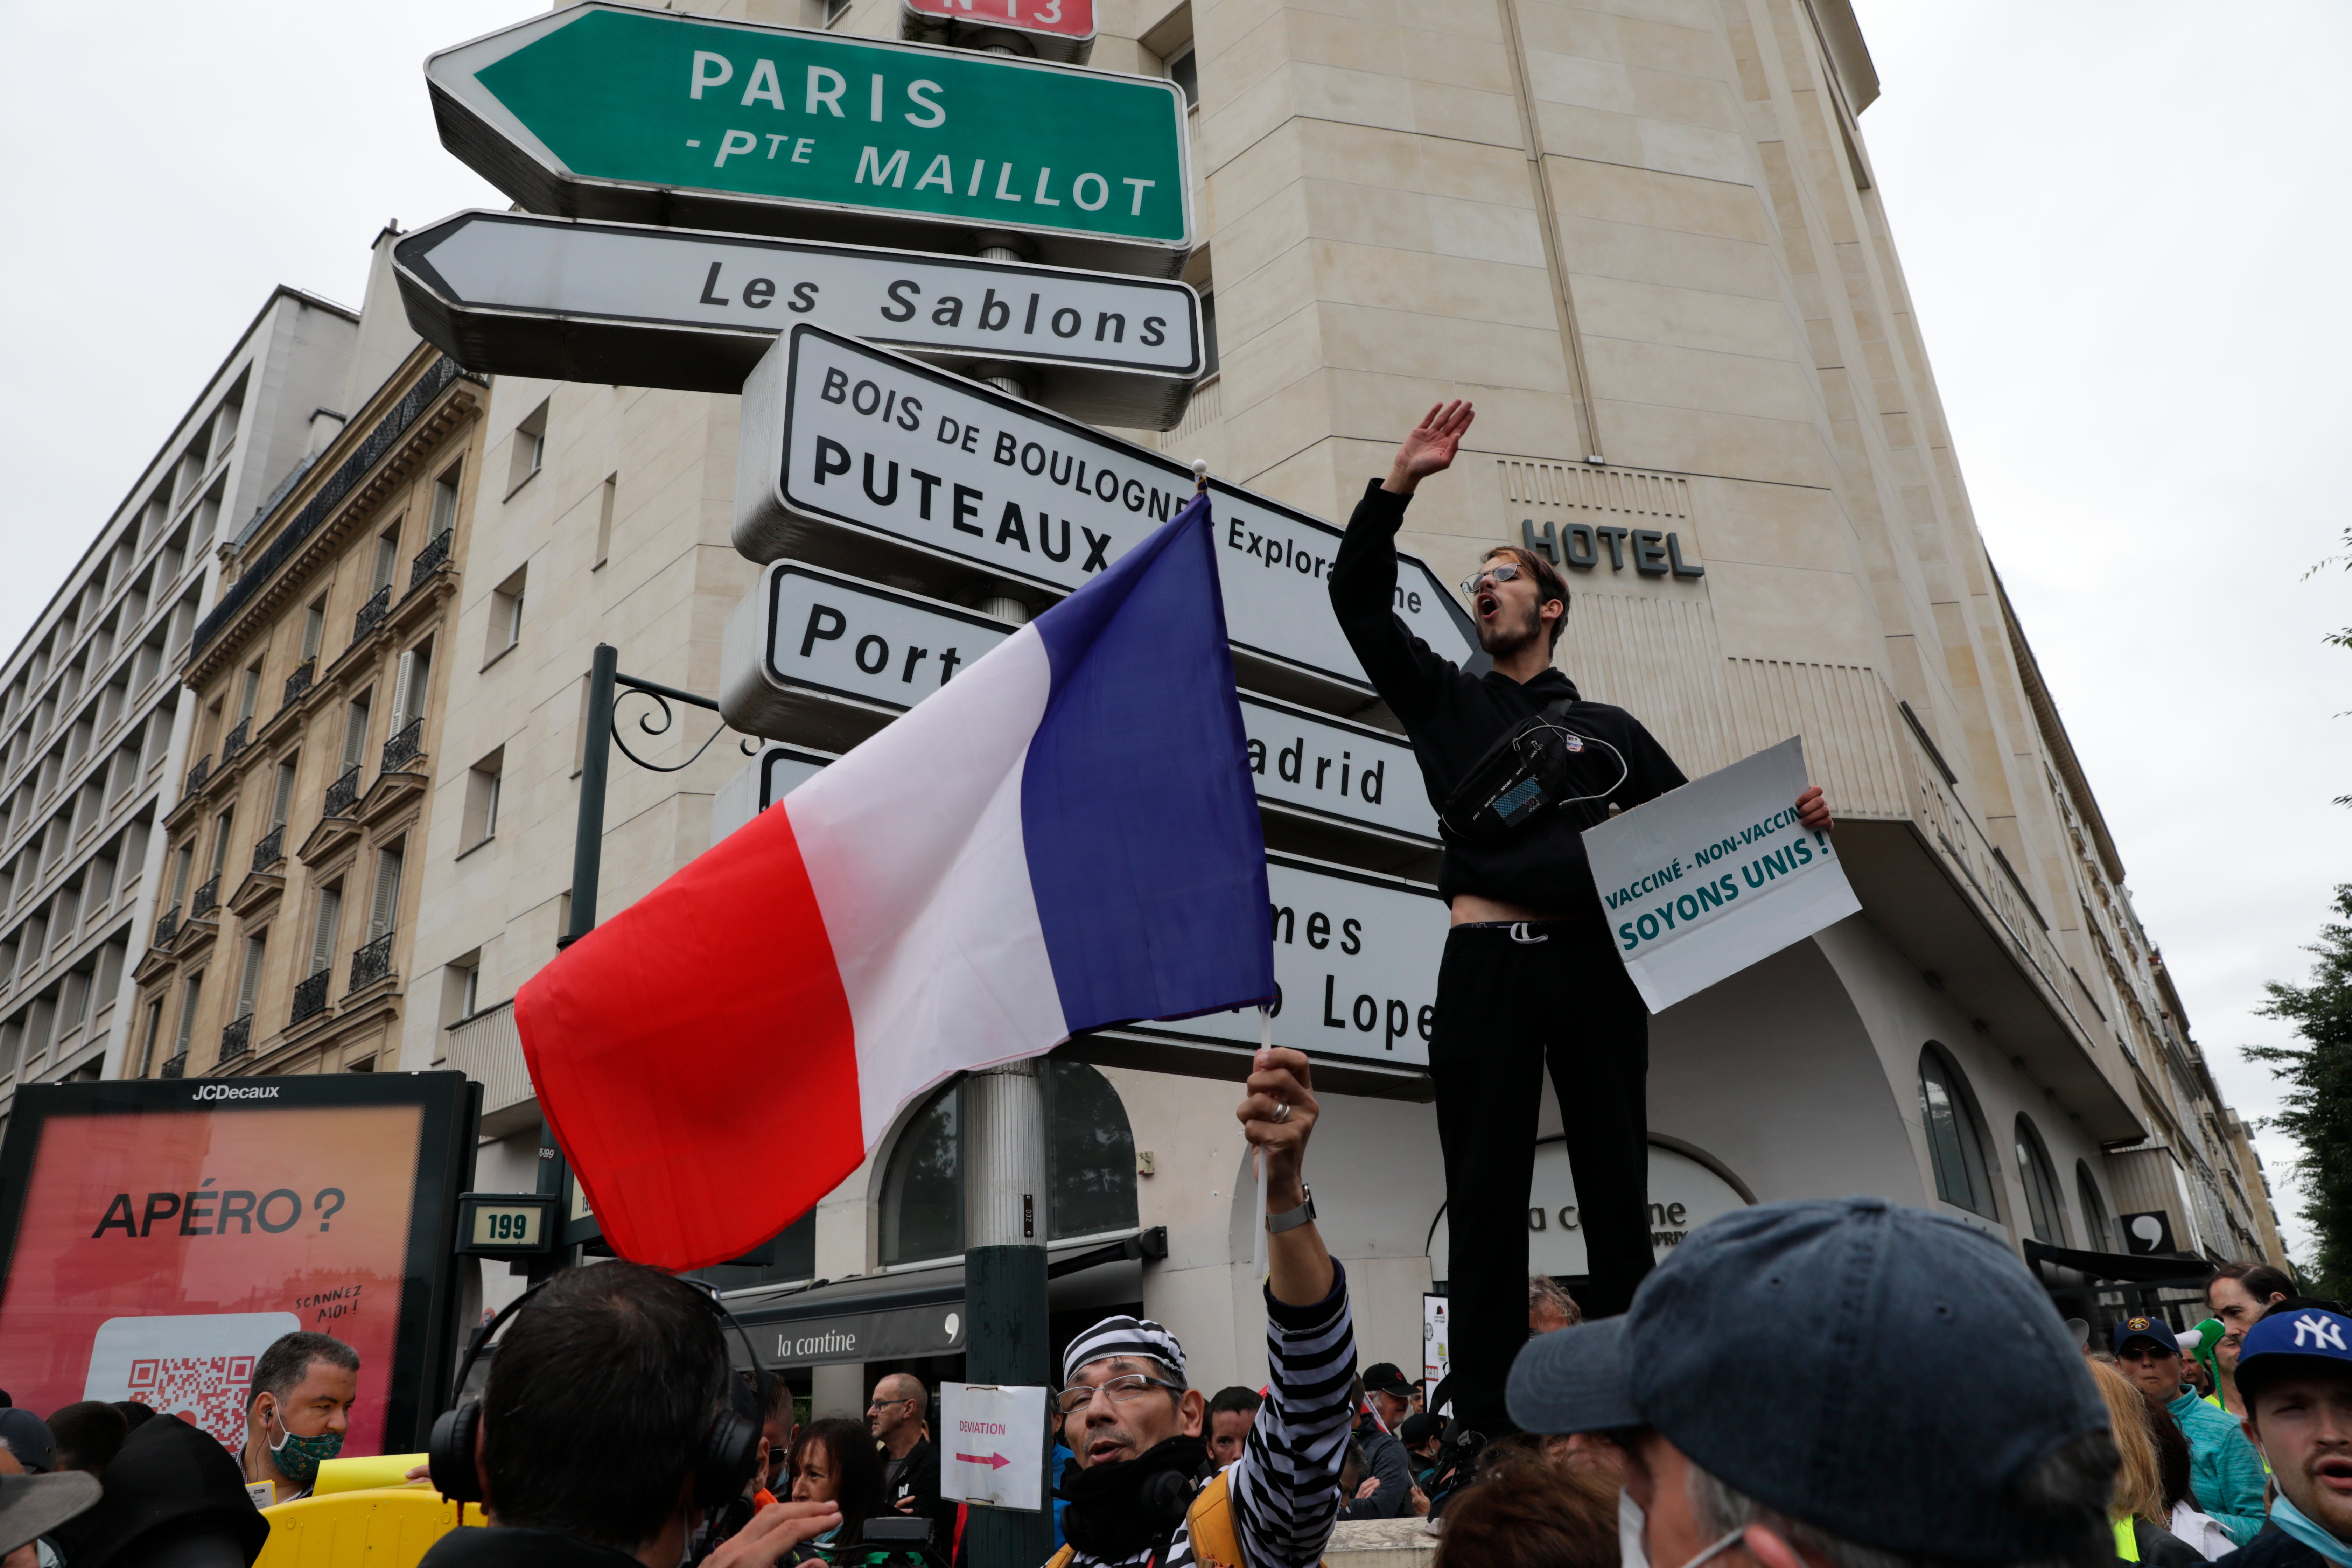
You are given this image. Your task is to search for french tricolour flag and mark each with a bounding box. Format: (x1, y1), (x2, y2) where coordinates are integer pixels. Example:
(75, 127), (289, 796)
(516, 493), (1275, 1269)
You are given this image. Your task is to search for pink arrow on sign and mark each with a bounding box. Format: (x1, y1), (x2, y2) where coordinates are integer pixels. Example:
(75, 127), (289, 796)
(955, 1451), (1012, 1470)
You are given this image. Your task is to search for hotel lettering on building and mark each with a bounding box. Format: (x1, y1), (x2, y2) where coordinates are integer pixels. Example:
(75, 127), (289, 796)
(62, 1), (2289, 1391)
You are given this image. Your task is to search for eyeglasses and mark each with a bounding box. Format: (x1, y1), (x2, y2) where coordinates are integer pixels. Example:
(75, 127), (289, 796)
(1054, 1374), (1185, 1416)
(867, 1396), (917, 1410)
(1459, 561), (1525, 598)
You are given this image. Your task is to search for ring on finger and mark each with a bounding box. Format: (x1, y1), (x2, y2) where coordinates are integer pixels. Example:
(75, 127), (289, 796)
(1271, 1100), (1292, 1123)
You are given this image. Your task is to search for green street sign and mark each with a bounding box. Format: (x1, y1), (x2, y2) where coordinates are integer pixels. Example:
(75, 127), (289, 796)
(428, 2), (1192, 276)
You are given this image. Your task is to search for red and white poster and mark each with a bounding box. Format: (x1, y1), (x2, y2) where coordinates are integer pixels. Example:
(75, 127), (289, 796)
(0, 1076), (471, 1456)
(901, 0), (1095, 55)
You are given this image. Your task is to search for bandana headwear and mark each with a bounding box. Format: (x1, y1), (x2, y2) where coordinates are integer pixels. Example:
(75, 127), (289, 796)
(1061, 1315), (1187, 1386)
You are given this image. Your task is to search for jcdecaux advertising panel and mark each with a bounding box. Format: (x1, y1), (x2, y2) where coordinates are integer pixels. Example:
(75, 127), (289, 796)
(0, 1074), (475, 1455)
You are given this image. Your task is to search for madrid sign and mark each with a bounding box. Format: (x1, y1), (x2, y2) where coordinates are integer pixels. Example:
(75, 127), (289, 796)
(735, 325), (1486, 712)
(427, 2), (1191, 275)
(394, 210), (1202, 427)
(901, 0), (1095, 64)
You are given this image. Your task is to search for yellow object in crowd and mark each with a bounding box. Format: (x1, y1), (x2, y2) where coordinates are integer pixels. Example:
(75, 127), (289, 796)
(254, 1457), (485, 1568)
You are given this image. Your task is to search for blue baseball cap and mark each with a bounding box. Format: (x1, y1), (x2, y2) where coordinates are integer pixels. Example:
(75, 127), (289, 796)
(2235, 1306), (2352, 1405)
(1506, 1196), (2108, 1562)
(2110, 1316), (2180, 1356)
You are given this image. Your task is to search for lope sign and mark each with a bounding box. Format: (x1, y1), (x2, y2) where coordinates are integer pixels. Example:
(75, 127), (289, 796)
(902, 0), (1095, 64)
(428, 3), (1190, 275)
(395, 211), (1202, 427)
(737, 325), (1484, 710)
(0, 1074), (474, 1455)
(720, 560), (1013, 747)
(1125, 852), (1447, 1069)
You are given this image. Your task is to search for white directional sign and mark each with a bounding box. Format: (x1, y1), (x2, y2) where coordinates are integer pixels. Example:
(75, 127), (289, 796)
(720, 560), (1013, 747)
(710, 742), (836, 844)
(736, 325), (1487, 712)
(1128, 853), (1446, 1069)
(1241, 693), (1435, 846)
(394, 211), (1202, 427)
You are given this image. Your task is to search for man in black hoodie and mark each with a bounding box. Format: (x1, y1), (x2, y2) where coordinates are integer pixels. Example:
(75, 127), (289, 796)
(1328, 401), (1831, 1441)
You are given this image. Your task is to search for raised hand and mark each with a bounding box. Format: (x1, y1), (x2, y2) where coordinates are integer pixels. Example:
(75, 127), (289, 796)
(1384, 400), (1476, 495)
(1795, 785), (1833, 833)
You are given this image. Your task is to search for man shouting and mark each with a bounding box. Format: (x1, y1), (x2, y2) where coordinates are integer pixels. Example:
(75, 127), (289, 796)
(1328, 401), (1830, 1440)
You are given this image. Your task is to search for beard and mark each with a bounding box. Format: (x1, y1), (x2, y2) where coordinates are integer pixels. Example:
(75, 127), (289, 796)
(1478, 599), (1545, 659)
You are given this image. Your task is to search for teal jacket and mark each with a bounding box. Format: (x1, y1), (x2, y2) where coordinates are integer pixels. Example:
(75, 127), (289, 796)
(2168, 1386), (2269, 1546)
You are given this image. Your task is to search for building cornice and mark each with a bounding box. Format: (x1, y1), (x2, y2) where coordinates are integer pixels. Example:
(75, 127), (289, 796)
(1990, 568), (2129, 886)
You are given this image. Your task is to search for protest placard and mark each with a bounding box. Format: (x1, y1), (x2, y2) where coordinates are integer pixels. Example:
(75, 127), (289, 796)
(940, 1381), (1049, 1511)
(1582, 736), (1859, 1011)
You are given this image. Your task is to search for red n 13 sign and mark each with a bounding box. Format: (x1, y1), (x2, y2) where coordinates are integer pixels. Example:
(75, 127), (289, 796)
(902, 0), (1094, 40)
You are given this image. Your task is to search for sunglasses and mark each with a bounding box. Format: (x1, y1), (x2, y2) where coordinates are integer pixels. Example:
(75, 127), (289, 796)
(1459, 561), (1525, 598)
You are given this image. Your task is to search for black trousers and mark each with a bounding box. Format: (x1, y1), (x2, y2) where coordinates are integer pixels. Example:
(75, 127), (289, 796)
(1430, 919), (1652, 1437)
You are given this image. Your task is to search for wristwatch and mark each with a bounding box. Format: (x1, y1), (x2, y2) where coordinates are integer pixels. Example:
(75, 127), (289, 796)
(1266, 1185), (1316, 1234)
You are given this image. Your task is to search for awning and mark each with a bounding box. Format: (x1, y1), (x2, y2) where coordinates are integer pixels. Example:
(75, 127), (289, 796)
(2023, 1239), (2213, 1288)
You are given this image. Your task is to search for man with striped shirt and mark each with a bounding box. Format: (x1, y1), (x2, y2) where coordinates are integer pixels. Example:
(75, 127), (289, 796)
(1050, 1046), (1356, 1568)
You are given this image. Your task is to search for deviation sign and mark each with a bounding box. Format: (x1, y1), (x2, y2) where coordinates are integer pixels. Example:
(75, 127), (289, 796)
(427, 2), (1190, 275)
(901, 0), (1096, 64)
(735, 324), (1485, 712)
(394, 211), (1202, 428)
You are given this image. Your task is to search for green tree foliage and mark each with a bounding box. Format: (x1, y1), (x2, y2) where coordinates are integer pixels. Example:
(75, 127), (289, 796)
(2317, 526), (2351, 806)
(2248, 883), (2352, 1297)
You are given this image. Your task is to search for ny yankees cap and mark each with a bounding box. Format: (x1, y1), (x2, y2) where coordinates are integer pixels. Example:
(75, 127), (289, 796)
(1506, 1196), (2108, 1561)
(2235, 1304), (2352, 1404)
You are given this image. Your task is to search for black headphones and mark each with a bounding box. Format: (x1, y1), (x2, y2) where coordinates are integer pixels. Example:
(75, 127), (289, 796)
(428, 1273), (770, 1513)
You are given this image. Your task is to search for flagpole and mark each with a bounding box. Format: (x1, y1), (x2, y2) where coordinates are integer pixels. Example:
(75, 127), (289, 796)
(1254, 1008), (1272, 1282)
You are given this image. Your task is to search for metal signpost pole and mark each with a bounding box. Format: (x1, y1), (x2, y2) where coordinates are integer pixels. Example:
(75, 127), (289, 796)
(960, 1060), (1056, 1568)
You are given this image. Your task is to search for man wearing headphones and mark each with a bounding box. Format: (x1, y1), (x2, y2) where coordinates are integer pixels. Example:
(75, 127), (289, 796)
(420, 1262), (839, 1568)
(1329, 402), (1832, 1442)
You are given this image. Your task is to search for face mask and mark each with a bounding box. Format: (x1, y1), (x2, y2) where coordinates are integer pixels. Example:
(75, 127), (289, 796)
(264, 1401), (344, 1486)
(1618, 1489), (1747, 1568)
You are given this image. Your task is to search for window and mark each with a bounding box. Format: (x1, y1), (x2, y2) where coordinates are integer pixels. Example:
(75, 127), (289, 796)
(168, 842), (193, 905)
(507, 404), (548, 495)
(208, 809), (234, 878)
(270, 756), (298, 826)
(172, 972), (203, 1060)
(824, 0), (851, 24)
(368, 844), (404, 940)
(878, 1062), (1137, 1265)
(1167, 44), (1198, 107)
(486, 568), (526, 662)
(594, 474), (617, 568)
(136, 997), (164, 1077)
(463, 749), (503, 849)
(391, 641), (432, 728)
(371, 527), (401, 593)
(432, 461), (464, 536)
(341, 693), (372, 771)
(1917, 1045), (1997, 1219)
(301, 598), (327, 661)
(309, 884), (342, 975)
(237, 663), (261, 722)
(2076, 1162), (2115, 1253)
(2014, 1116), (2067, 1245)
(1200, 292), (1220, 378)
(236, 932), (266, 1019)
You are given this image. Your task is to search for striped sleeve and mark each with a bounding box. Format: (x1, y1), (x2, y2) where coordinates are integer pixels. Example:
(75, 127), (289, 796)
(1226, 1261), (1358, 1568)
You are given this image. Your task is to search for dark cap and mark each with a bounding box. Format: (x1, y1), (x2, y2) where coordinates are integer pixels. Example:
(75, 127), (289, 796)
(1507, 1196), (2106, 1561)
(2235, 1306), (2352, 1406)
(0, 1410), (55, 1473)
(0, 1471), (100, 1556)
(2109, 1316), (2181, 1357)
(1362, 1363), (1414, 1398)
(1398, 1413), (1440, 1448)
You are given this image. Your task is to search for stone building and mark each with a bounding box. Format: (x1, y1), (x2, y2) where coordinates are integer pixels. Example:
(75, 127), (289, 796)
(127, 321), (484, 1080)
(0, 287), (357, 1119)
(379, 0), (2283, 1396)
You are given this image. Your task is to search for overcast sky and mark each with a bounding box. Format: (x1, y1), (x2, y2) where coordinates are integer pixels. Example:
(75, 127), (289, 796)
(2, 5), (2343, 1258)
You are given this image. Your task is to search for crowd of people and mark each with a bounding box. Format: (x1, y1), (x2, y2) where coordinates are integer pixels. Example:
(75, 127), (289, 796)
(5, 1053), (2347, 1568)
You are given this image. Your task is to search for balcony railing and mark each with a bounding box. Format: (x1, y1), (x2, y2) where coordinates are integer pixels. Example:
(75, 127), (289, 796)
(220, 716), (251, 763)
(191, 874), (220, 919)
(283, 658), (316, 707)
(154, 903), (181, 946)
(185, 754), (211, 796)
(291, 968), (330, 1024)
(350, 930), (395, 990)
(408, 528), (453, 592)
(252, 823), (285, 873)
(382, 717), (424, 774)
(219, 1013), (252, 1062)
(446, 999), (531, 1119)
(160, 1052), (187, 1079)
(353, 584), (392, 642)
(323, 764), (360, 817)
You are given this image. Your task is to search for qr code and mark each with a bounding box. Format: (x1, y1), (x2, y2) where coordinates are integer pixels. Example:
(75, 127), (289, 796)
(128, 1357), (254, 1447)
